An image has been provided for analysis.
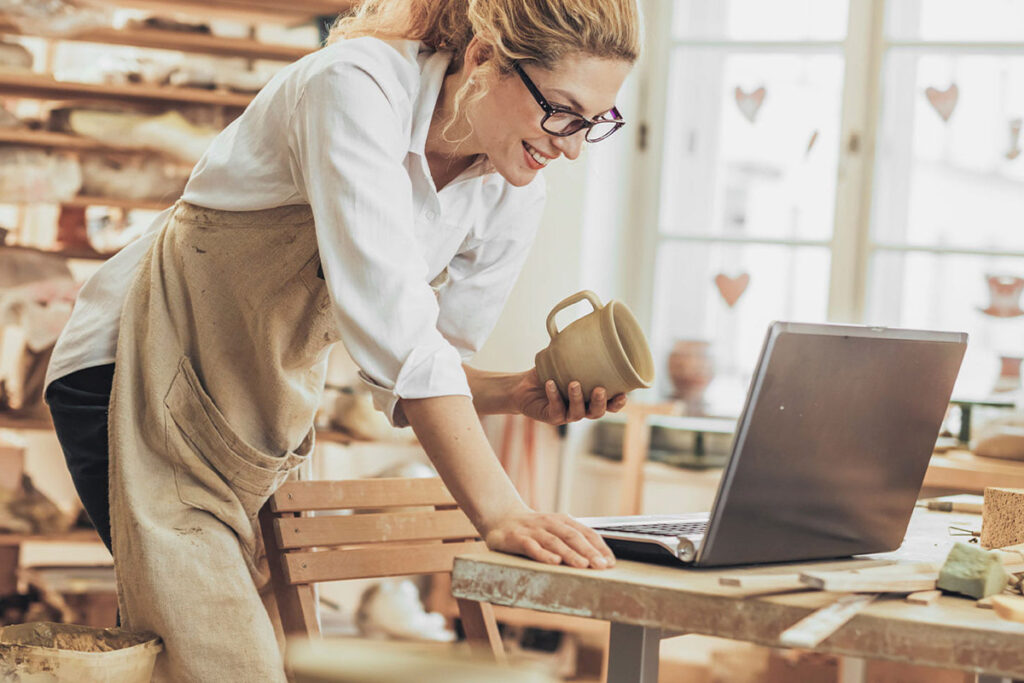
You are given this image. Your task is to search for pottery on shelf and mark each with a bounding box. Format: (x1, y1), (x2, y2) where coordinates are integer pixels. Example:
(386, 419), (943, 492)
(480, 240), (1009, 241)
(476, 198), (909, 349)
(667, 339), (715, 405)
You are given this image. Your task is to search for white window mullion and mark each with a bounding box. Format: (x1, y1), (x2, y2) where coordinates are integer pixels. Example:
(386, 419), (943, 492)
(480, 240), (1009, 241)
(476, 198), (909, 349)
(827, 0), (886, 323)
(625, 0), (676, 332)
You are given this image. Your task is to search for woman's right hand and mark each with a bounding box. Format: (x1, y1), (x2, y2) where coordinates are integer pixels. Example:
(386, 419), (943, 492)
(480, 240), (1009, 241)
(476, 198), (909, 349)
(482, 510), (616, 569)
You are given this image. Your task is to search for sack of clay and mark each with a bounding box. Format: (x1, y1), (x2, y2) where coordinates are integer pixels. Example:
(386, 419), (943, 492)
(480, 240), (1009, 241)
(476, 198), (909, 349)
(973, 412), (1024, 461)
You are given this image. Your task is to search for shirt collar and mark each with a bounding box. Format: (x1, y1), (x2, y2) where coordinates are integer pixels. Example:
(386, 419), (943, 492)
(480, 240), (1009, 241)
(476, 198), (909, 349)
(409, 45), (450, 158)
(410, 44), (497, 182)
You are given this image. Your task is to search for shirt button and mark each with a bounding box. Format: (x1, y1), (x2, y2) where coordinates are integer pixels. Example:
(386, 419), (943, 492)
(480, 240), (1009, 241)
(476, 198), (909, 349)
(425, 210), (437, 220)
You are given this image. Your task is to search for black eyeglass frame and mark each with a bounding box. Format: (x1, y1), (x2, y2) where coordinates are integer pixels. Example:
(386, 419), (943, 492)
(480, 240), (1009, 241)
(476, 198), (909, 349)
(512, 62), (625, 143)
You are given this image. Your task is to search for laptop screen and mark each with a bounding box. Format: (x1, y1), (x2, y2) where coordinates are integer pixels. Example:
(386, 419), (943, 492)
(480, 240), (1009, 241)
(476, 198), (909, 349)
(697, 322), (967, 567)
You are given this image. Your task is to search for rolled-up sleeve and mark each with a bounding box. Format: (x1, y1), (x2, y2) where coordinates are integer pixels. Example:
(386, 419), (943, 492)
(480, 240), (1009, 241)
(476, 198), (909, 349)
(436, 186), (546, 359)
(288, 61), (470, 427)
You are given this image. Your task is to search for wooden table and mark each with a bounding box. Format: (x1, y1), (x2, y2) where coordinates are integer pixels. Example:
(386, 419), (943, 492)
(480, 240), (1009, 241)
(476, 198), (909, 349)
(451, 510), (1024, 683)
(924, 450), (1024, 493)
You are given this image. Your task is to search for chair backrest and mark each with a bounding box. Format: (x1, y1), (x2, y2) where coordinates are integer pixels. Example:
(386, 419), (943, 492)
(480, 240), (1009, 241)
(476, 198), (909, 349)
(262, 476), (503, 658)
(264, 477), (486, 585)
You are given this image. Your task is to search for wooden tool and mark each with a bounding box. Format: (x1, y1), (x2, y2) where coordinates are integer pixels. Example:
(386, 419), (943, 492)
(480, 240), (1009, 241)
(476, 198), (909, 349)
(718, 574), (805, 593)
(991, 594), (1024, 623)
(721, 563), (939, 595)
(906, 590), (941, 606)
(917, 494), (984, 514)
(799, 571), (937, 594)
(778, 594), (878, 648)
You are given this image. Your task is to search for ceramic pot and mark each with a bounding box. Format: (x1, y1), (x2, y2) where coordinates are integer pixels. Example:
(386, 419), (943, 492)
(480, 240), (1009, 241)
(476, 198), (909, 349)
(667, 339), (714, 403)
(534, 290), (654, 401)
(994, 355), (1023, 393)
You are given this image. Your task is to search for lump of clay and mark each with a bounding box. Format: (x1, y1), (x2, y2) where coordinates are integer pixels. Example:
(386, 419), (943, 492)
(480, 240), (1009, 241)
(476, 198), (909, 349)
(937, 542), (1010, 599)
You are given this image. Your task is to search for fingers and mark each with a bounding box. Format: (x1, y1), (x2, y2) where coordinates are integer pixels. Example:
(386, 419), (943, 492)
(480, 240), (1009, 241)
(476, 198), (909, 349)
(566, 382), (586, 422)
(486, 514), (617, 570)
(520, 536), (562, 565)
(547, 520), (616, 569)
(535, 530), (591, 569)
(544, 380), (566, 424)
(586, 387), (608, 419)
(607, 393), (627, 413)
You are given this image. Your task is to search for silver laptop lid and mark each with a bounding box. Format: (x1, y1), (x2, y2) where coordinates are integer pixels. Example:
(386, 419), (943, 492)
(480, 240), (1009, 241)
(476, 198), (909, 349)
(696, 322), (967, 567)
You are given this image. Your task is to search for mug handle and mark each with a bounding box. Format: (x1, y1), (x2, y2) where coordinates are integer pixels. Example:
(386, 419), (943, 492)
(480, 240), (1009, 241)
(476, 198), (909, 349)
(546, 290), (603, 340)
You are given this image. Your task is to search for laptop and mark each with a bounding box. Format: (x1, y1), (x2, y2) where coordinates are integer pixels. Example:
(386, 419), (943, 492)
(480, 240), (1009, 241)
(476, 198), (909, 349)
(582, 321), (968, 567)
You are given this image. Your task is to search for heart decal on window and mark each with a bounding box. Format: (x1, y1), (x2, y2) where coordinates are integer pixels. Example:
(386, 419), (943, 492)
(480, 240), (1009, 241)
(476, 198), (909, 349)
(714, 272), (750, 308)
(925, 84), (959, 123)
(734, 86), (766, 124)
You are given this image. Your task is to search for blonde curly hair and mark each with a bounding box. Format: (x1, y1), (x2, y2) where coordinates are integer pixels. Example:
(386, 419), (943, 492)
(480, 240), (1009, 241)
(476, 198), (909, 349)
(328, 0), (641, 139)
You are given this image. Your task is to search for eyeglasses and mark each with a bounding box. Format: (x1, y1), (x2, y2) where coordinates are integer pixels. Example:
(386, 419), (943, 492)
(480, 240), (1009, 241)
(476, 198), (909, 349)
(513, 62), (625, 143)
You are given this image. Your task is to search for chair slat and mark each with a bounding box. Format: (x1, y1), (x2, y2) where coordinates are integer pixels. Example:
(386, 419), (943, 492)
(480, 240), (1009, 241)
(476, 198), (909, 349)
(270, 477), (456, 512)
(283, 540), (486, 583)
(274, 509), (478, 549)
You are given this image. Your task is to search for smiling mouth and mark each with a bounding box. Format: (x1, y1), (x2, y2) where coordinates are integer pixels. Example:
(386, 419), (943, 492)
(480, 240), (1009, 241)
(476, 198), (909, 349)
(522, 141), (551, 168)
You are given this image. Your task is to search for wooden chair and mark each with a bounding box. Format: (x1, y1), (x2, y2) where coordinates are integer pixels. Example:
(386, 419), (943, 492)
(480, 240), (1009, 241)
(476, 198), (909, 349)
(618, 401), (680, 515)
(259, 477), (504, 660)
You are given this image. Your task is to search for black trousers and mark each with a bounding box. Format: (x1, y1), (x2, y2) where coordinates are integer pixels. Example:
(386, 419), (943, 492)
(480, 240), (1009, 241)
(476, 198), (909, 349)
(45, 364), (115, 552)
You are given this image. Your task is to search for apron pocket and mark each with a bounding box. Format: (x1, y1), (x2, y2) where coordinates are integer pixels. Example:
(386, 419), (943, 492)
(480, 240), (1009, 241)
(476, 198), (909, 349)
(163, 356), (312, 526)
(298, 251), (342, 346)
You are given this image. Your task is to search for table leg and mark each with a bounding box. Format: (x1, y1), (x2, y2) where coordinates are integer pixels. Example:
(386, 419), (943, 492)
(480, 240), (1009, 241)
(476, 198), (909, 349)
(838, 657), (867, 683)
(606, 623), (660, 683)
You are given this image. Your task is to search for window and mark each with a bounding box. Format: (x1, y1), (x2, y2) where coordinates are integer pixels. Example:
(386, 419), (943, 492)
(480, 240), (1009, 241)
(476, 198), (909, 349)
(634, 0), (1024, 413)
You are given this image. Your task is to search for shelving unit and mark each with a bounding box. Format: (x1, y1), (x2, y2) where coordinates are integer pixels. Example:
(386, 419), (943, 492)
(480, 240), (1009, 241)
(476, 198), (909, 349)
(0, 69), (254, 108)
(0, 2), (343, 626)
(0, 1), (350, 215)
(96, 0), (354, 23)
(0, 409), (360, 448)
(0, 19), (312, 62)
(61, 195), (173, 211)
(0, 127), (151, 153)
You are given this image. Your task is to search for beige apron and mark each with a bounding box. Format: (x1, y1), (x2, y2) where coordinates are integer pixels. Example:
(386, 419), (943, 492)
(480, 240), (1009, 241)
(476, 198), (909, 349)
(108, 201), (340, 682)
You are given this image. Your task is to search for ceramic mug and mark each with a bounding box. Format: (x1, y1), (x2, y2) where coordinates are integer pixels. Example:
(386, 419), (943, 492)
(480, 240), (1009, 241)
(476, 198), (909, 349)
(534, 290), (655, 402)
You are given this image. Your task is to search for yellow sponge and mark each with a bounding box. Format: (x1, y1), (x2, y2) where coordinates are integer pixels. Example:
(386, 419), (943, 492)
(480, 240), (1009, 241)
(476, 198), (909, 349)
(981, 487), (1024, 548)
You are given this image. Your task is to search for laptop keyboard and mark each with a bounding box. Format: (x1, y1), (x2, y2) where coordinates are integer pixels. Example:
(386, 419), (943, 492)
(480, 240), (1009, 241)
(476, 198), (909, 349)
(593, 521), (708, 537)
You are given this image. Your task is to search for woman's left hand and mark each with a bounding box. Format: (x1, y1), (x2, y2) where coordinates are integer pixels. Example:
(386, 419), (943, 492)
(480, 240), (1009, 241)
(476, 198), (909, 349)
(511, 368), (627, 425)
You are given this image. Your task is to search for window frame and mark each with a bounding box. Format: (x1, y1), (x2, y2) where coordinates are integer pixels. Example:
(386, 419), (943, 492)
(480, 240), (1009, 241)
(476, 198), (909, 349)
(625, 0), (1014, 335)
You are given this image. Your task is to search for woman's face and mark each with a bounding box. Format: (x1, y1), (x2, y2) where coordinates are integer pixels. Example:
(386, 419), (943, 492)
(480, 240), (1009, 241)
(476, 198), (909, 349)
(470, 53), (633, 187)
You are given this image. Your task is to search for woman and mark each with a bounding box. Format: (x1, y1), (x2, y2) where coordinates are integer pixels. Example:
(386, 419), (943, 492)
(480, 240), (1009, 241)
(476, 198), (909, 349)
(45, 0), (641, 679)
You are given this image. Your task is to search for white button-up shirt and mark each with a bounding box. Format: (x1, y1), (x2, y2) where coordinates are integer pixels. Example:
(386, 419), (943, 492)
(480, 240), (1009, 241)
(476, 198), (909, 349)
(46, 38), (546, 426)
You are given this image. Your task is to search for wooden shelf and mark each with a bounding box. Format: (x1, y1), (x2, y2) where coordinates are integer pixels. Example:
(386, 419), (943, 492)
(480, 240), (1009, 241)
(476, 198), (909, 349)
(0, 69), (252, 107)
(62, 195), (173, 210)
(0, 20), (312, 62)
(0, 127), (168, 155)
(0, 195), (172, 211)
(2, 243), (114, 260)
(0, 530), (103, 546)
(0, 413), (372, 449)
(94, 0), (355, 23)
(0, 412), (52, 432)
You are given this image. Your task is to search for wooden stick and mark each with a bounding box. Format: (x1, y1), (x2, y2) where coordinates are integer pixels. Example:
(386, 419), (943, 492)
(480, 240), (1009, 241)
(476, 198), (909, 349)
(849, 562), (938, 575)
(779, 594), (877, 649)
(719, 574), (805, 592)
(720, 563), (939, 595)
(799, 571), (937, 594)
(991, 594), (1024, 623)
(905, 590), (941, 606)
